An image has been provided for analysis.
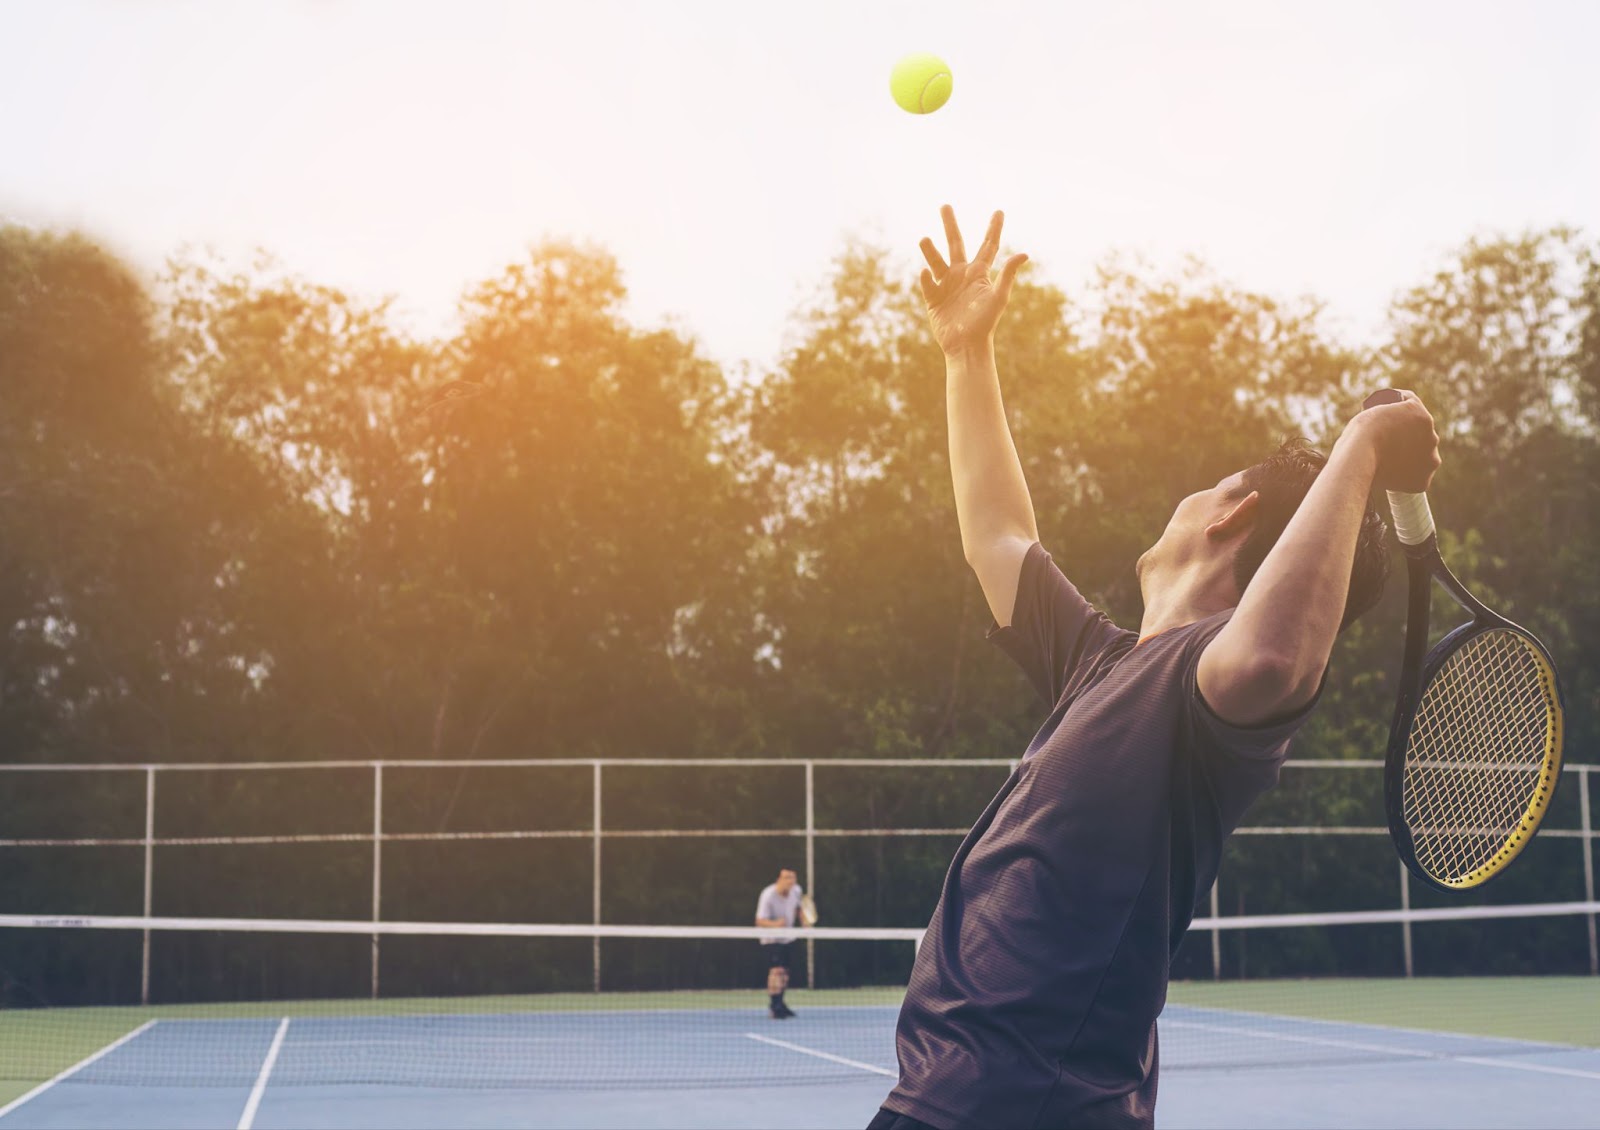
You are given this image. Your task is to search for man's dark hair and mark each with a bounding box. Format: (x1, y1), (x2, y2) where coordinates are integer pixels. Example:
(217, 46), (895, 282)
(1230, 437), (1390, 630)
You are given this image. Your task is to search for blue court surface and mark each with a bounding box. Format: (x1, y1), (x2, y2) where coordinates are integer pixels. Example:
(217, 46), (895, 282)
(2, 1001), (1597, 1129)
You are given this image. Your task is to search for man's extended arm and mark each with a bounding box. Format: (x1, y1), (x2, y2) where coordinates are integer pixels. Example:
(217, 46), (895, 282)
(1199, 394), (1440, 726)
(919, 206), (1036, 625)
(946, 343), (1038, 625)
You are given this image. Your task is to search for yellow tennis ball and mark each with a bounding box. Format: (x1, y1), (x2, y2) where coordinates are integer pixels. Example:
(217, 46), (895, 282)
(890, 53), (953, 115)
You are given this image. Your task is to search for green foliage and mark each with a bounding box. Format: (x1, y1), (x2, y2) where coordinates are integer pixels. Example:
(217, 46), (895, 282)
(2, 220), (1598, 999)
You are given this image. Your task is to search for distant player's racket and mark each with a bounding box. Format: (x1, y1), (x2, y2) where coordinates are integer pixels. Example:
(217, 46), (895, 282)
(1366, 389), (1566, 891)
(799, 894), (818, 927)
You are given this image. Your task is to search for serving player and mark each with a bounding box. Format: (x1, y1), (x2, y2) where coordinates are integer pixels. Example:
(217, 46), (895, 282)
(868, 207), (1438, 1129)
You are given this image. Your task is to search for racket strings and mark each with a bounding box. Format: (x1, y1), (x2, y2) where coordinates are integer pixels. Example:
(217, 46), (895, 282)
(1402, 629), (1559, 883)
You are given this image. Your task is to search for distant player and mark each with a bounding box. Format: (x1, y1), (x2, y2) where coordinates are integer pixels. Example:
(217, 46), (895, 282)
(754, 867), (805, 1019)
(868, 206), (1435, 1129)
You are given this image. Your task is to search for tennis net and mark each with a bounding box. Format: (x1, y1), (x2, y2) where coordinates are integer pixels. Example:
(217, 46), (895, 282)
(2, 905), (1597, 1099)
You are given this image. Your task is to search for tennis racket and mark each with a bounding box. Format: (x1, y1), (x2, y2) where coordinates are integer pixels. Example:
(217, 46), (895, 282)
(799, 894), (818, 927)
(1365, 389), (1566, 891)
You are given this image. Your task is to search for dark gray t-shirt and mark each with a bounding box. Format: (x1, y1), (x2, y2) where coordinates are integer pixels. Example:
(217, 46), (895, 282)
(884, 543), (1317, 1129)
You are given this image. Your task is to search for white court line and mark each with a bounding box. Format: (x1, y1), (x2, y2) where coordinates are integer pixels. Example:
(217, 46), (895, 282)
(742, 1032), (897, 1078)
(0, 1020), (158, 1120)
(1165, 1019), (1600, 1082)
(1450, 1055), (1600, 1082)
(236, 1018), (290, 1130)
(1172, 1003), (1590, 1053)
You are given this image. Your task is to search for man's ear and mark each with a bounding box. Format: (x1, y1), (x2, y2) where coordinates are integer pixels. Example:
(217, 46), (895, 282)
(1206, 491), (1259, 541)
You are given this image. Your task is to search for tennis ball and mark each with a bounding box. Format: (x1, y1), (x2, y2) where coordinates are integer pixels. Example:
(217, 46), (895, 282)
(890, 53), (953, 115)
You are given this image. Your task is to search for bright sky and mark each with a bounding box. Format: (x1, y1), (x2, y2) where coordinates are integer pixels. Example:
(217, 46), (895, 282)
(4, 0), (1598, 369)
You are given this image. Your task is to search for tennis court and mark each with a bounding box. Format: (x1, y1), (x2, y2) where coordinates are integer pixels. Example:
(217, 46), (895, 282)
(3, 756), (1599, 1128)
(4, 956), (1598, 1130)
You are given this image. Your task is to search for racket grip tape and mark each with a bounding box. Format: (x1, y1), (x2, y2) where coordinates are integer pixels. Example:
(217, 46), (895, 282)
(1385, 490), (1436, 546)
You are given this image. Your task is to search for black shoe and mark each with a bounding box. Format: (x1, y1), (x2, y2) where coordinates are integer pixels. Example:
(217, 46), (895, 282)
(776, 1003), (797, 1019)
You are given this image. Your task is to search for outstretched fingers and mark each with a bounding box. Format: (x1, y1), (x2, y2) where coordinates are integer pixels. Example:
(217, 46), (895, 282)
(995, 253), (1029, 302)
(940, 204), (966, 264)
(974, 211), (1005, 268)
(924, 207), (1021, 307)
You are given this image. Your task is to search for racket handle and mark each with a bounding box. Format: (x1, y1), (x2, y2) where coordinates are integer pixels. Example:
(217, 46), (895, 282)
(1385, 490), (1436, 546)
(1362, 389), (1438, 546)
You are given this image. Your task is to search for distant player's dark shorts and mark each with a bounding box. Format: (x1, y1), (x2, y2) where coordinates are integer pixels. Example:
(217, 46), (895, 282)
(765, 942), (792, 968)
(866, 1108), (938, 1130)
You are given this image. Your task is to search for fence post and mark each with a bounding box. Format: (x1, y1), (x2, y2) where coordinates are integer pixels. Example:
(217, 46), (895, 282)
(1400, 861), (1414, 978)
(141, 767), (155, 1006)
(805, 761), (816, 991)
(593, 762), (603, 992)
(1581, 767), (1596, 977)
(1209, 880), (1220, 981)
(371, 763), (383, 998)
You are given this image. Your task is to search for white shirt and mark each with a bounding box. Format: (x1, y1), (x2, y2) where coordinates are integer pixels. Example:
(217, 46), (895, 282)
(755, 882), (803, 945)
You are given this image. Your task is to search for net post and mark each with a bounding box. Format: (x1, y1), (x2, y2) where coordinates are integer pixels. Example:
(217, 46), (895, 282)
(593, 761), (603, 993)
(1208, 880), (1220, 981)
(1581, 766), (1597, 977)
(805, 760), (816, 991)
(371, 762), (383, 999)
(1399, 861), (1414, 978)
(141, 767), (155, 1006)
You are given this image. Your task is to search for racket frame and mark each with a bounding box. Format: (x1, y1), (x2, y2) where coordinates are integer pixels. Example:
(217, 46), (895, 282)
(1384, 532), (1566, 891)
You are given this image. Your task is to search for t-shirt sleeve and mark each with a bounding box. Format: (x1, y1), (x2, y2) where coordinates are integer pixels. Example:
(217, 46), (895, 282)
(1190, 662), (1325, 761)
(755, 890), (775, 920)
(985, 542), (1125, 706)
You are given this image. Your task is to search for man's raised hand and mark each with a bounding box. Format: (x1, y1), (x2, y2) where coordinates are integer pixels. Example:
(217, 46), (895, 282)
(919, 205), (1028, 357)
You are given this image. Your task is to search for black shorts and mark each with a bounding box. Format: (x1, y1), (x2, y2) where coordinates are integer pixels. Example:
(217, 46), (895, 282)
(765, 942), (792, 968)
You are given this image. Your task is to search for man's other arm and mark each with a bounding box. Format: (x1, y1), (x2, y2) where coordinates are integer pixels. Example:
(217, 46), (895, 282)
(1199, 394), (1439, 726)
